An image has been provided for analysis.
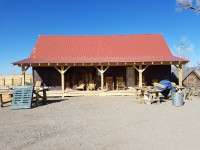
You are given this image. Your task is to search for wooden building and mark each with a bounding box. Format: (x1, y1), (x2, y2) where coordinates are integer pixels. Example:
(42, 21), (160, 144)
(171, 67), (200, 87)
(13, 34), (188, 97)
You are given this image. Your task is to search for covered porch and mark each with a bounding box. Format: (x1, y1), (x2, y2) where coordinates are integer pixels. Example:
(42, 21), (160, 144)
(17, 61), (186, 98)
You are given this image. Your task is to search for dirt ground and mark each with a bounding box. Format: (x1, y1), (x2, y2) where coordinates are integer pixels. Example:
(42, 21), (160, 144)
(0, 96), (200, 150)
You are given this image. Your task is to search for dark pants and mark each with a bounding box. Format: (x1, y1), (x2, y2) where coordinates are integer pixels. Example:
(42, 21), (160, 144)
(161, 89), (170, 99)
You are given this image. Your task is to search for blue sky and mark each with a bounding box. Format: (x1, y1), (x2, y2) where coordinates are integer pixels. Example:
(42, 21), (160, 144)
(0, 0), (199, 75)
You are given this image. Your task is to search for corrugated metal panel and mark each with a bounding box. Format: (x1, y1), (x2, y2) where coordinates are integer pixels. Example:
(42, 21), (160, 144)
(13, 34), (189, 64)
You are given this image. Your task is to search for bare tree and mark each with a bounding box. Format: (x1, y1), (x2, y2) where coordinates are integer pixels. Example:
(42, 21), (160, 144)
(175, 36), (193, 59)
(176, 0), (200, 13)
(174, 36), (194, 67)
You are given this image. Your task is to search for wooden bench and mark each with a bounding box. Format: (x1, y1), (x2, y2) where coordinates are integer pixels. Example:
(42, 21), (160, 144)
(0, 91), (13, 107)
(33, 87), (49, 106)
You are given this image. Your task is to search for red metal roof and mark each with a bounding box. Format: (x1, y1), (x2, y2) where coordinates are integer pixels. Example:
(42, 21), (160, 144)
(13, 34), (189, 64)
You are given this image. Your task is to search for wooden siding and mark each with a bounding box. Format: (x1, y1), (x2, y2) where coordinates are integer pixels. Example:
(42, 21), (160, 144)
(183, 72), (200, 87)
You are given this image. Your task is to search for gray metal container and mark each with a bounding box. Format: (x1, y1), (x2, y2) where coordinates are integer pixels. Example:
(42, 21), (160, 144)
(172, 92), (184, 107)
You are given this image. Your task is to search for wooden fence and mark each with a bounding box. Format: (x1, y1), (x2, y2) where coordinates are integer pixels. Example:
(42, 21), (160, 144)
(0, 75), (33, 86)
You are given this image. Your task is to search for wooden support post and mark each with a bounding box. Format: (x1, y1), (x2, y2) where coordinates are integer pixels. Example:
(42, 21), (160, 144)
(21, 66), (30, 86)
(133, 65), (149, 87)
(61, 66), (65, 98)
(174, 64), (183, 86)
(95, 66), (110, 91)
(178, 64), (183, 86)
(21, 66), (25, 86)
(101, 66), (104, 90)
(54, 66), (70, 98)
(3, 79), (5, 86)
(138, 65), (143, 87)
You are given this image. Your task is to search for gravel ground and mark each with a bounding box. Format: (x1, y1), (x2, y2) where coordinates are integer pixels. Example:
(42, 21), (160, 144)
(0, 96), (200, 150)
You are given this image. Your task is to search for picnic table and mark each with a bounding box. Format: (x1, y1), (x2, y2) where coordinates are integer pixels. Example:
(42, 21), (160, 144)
(34, 87), (49, 107)
(0, 90), (13, 107)
(0, 86), (49, 108)
(135, 86), (162, 105)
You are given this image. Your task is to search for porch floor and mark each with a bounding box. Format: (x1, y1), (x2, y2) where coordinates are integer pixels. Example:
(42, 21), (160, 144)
(47, 88), (137, 97)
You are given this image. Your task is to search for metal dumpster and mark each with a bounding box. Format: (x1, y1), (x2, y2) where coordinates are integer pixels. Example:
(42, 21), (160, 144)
(172, 91), (184, 107)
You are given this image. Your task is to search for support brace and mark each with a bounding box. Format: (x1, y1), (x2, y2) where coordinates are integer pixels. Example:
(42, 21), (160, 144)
(21, 66), (30, 86)
(133, 65), (149, 87)
(95, 66), (110, 90)
(54, 66), (71, 98)
(174, 64), (183, 86)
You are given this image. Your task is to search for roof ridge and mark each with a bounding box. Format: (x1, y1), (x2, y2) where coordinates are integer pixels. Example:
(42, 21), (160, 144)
(38, 33), (162, 37)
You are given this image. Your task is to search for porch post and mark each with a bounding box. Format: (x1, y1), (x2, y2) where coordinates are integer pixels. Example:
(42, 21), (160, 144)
(61, 66), (65, 98)
(174, 64), (183, 86)
(54, 66), (71, 98)
(101, 66), (104, 90)
(21, 66), (25, 86)
(178, 64), (183, 86)
(95, 66), (110, 91)
(138, 65), (143, 87)
(133, 65), (149, 88)
(21, 66), (30, 86)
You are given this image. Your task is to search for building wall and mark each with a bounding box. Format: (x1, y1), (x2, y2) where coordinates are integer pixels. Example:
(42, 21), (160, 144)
(138, 65), (171, 86)
(33, 67), (61, 90)
(33, 65), (171, 90)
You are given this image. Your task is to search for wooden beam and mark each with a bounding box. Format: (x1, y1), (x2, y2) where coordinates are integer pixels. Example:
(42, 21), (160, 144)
(173, 64), (183, 86)
(101, 66), (104, 90)
(21, 66), (30, 75)
(178, 64), (183, 86)
(132, 65), (149, 73)
(143, 65), (149, 72)
(20, 66), (30, 86)
(63, 66), (70, 74)
(21, 66), (25, 86)
(54, 66), (62, 74)
(133, 65), (149, 87)
(54, 66), (71, 98)
(138, 65), (143, 87)
(132, 65), (139, 72)
(61, 66), (65, 98)
(104, 66), (110, 73)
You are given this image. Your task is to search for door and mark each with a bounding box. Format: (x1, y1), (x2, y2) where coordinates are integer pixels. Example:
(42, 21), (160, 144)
(126, 67), (135, 88)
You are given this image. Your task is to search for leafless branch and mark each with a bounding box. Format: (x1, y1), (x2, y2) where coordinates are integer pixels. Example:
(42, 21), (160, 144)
(176, 0), (200, 13)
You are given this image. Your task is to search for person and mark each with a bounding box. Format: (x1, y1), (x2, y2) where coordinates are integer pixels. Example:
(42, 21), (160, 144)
(155, 80), (175, 99)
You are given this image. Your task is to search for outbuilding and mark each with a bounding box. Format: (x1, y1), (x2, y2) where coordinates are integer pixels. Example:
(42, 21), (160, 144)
(171, 67), (200, 87)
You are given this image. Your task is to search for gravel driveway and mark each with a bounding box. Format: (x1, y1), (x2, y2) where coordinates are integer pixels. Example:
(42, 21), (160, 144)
(0, 96), (200, 150)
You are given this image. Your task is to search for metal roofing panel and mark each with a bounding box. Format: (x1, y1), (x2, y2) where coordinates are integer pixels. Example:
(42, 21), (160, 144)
(13, 34), (189, 65)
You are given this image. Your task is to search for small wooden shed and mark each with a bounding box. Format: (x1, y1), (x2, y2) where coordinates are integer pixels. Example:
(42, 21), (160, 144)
(183, 70), (200, 87)
(171, 67), (200, 87)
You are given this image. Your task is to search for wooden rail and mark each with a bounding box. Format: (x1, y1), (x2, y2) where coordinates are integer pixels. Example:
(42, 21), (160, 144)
(0, 78), (32, 86)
